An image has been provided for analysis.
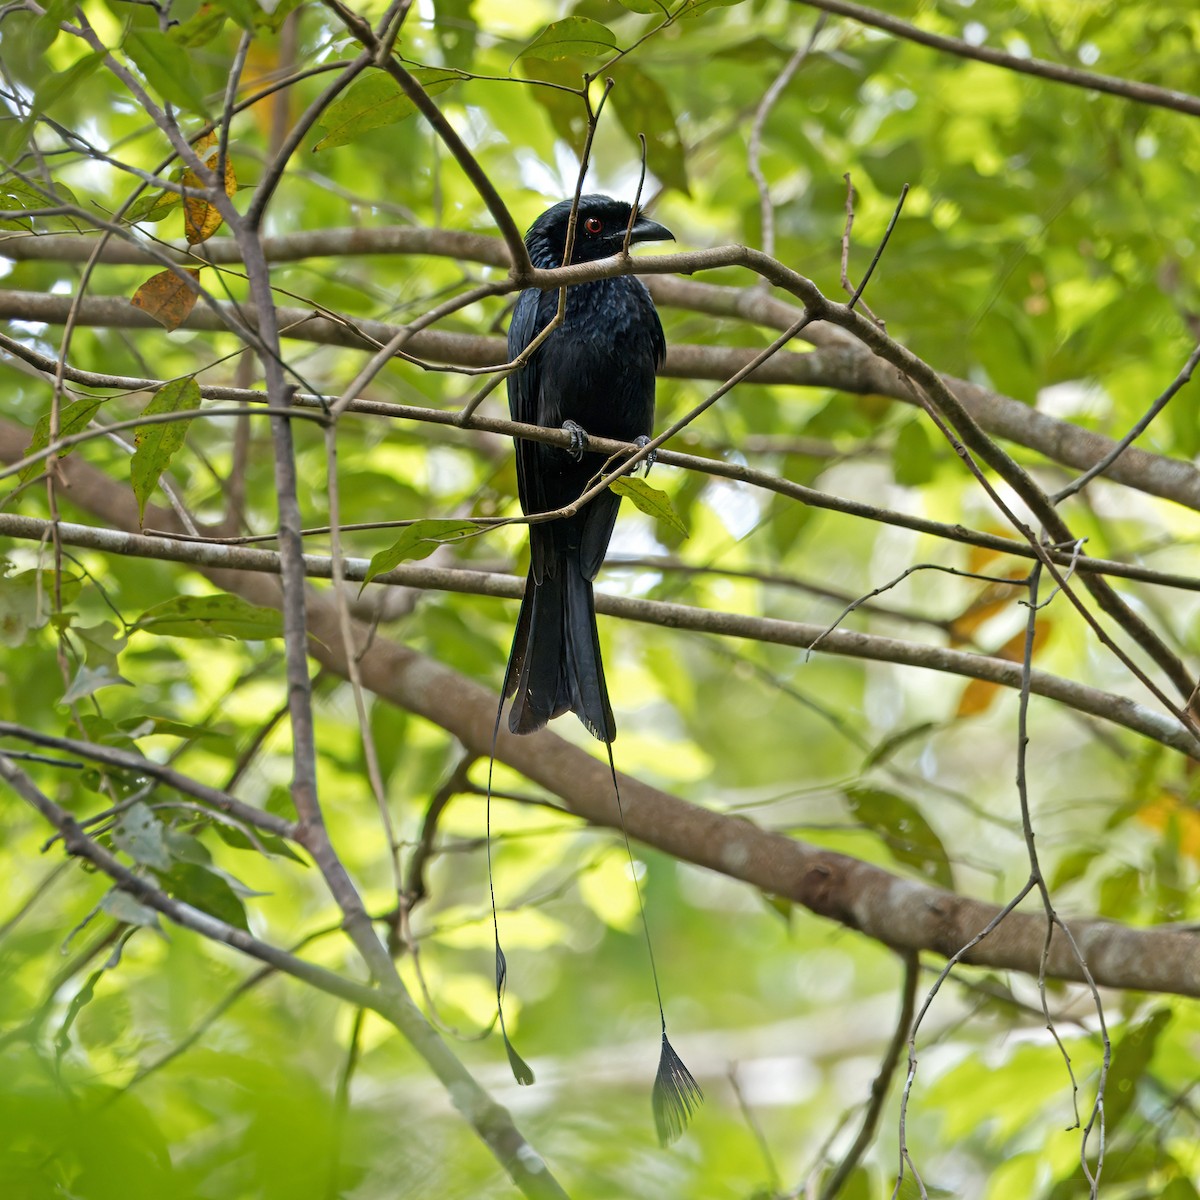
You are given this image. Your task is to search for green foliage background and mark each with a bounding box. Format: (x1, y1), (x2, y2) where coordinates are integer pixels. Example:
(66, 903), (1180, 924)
(3, 0), (1200, 1197)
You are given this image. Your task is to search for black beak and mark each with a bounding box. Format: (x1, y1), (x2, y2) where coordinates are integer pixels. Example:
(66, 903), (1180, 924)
(629, 214), (674, 245)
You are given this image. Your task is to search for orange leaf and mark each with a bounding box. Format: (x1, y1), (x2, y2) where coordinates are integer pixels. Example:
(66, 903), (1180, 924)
(956, 622), (1053, 717)
(966, 529), (1018, 575)
(131, 268), (201, 331)
(948, 576), (1026, 642)
(1137, 792), (1200, 860)
(956, 676), (999, 717)
(182, 150), (237, 245)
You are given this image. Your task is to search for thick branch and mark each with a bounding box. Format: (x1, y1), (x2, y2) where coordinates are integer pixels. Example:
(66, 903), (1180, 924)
(9, 451), (1200, 998)
(3, 280), (1196, 511)
(0, 510), (1193, 760)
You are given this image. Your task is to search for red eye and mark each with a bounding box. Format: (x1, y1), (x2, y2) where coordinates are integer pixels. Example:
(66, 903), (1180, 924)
(584, 217), (603, 234)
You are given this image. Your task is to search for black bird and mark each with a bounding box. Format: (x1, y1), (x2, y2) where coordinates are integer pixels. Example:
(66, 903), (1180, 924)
(503, 194), (673, 742)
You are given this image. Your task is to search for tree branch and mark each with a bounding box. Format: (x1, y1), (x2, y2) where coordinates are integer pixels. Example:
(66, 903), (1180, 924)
(791, 0), (1200, 118)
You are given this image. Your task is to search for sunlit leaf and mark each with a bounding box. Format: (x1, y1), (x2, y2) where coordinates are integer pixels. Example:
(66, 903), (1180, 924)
(611, 476), (688, 538)
(361, 520), (480, 589)
(124, 187), (181, 224)
(517, 17), (618, 61)
(125, 31), (210, 115)
(313, 69), (461, 151)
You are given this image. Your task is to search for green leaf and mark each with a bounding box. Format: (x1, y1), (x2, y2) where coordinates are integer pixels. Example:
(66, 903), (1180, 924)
(0, 175), (82, 231)
(433, 0), (478, 70)
(361, 520), (479, 590)
(117, 716), (224, 743)
(211, 0), (258, 31)
(131, 593), (284, 641)
(611, 67), (689, 195)
(893, 419), (935, 487)
(125, 31), (210, 116)
(519, 58), (589, 152)
(29, 50), (104, 118)
(862, 721), (938, 770)
(76, 622), (128, 676)
(613, 0), (667, 12)
(0, 568), (78, 647)
(313, 69), (461, 151)
(125, 187), (181, 224)
(60, 662), (131, 705)
(679, 0), (749, 16)
(213, 822), (307, 865)
(611, 477), (689, 539)
(113, 802), (172, 871)
(157, 862), (249, 931)
(163, 828), (213, 866)
(130, 377), (199, 525)
(844, 786), (954, 889)
(171, 4), (229, 47)
(1105, 1008), (1171, 1135)
(518, 17), (618, 61)
(20, 396), (104, 483)
(100, 888), (162, 930)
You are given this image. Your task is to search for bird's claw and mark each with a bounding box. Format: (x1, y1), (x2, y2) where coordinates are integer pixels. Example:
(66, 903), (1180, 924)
(634, 435), (657, 473)
(563, 420), (588, 460)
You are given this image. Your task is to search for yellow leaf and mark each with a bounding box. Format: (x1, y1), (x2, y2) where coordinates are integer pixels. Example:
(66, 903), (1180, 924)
(182, 149), (237, 244)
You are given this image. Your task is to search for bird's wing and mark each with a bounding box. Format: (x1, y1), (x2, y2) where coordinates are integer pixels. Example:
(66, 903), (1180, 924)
(508, 288), (547, 510)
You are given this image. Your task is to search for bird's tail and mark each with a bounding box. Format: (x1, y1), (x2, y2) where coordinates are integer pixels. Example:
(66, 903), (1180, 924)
(504, 563), (615, 742)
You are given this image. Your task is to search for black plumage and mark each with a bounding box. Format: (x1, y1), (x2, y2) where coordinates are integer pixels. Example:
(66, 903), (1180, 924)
(503, 195), (673, 742)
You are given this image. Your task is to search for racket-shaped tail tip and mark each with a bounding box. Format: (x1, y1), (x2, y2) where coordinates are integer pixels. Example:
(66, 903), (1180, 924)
(652, 1032), (702, 1146)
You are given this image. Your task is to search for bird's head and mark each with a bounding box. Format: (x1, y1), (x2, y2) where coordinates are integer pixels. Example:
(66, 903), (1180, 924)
(524, 194), (674, 268)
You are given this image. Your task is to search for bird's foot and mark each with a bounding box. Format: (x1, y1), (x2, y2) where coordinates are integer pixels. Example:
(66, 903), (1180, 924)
(563, 420), (588, 461)
(634, 434), (657, 473)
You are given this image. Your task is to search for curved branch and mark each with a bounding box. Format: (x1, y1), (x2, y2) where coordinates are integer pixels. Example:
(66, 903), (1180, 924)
(0, 511), (1193, 760)
(0, 754), (568, 1200)
(3, 272), (1197, 512)
(792, 0), (1200, 118)
(6, 456), (1200, 999)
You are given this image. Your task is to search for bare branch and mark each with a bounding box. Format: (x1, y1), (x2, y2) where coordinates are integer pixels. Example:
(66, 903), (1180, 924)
(792, 0), (1200, 118)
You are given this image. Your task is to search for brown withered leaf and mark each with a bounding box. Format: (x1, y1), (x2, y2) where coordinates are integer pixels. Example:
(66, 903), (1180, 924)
(182, 149), (237, 245)
(131, 268), (202, 331)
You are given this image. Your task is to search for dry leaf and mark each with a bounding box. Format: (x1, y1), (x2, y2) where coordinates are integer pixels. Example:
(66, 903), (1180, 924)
(130, 268), (202, 331)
